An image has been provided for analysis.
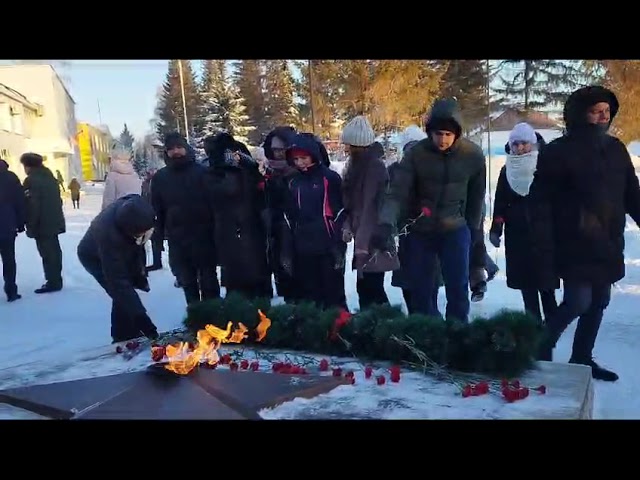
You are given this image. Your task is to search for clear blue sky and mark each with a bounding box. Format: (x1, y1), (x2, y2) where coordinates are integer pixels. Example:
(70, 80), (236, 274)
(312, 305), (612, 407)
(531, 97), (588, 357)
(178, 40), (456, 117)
(66, 60), (256, 140)
(0, 60), (171, 139)
(65, 60), (170, 140)
(3, 60), (536, 143)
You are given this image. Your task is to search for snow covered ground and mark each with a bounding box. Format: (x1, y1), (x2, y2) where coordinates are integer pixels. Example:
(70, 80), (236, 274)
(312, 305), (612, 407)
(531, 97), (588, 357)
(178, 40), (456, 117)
(2, 157), (640, 419)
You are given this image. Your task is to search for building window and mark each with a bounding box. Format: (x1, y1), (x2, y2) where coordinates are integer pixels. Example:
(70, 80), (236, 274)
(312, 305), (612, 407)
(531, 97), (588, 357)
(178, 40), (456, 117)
(11, 109), (23, 135)
(23, 110), (33, 137)
(0, 103), (10, 131)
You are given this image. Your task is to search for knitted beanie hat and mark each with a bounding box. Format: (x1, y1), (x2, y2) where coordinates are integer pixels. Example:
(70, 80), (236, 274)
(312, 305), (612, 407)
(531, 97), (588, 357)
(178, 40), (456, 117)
(340, 115), (376, 147)
(508, 122), (537, 151)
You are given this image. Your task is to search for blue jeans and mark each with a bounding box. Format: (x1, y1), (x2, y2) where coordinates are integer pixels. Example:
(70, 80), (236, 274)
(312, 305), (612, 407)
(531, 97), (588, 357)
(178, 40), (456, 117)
(405, 225), (471, 321)
(544, 282), (611, 361)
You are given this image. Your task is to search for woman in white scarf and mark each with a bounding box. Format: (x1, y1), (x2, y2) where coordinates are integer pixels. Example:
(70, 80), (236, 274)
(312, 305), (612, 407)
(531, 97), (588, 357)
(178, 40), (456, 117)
(504, 123), (539, 196)
(488, 122), (560, 323)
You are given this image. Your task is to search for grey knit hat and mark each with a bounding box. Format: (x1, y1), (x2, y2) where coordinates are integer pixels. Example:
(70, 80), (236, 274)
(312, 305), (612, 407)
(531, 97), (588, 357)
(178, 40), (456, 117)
(340, 116), (375, 147)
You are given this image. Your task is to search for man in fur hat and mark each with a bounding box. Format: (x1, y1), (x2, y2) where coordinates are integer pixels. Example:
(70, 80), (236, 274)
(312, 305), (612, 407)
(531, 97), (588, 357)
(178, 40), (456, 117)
(20, 153), (66, 294)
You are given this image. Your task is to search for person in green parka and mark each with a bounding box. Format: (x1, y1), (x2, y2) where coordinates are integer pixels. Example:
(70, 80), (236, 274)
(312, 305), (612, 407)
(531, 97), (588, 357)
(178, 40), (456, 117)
(388, 127), (443, 314)
(20, 153), (66, 294)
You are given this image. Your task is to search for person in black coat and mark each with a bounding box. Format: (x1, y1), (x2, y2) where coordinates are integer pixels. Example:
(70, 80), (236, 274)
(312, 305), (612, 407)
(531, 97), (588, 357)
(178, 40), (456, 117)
(203, 131), (272, 299)
(530, 86), (640, 382)
(0, 159), (26, 302)
(77, 194), (159, 343)
(262, 126), (298, 301)
(151, 132), (219, 305)
(489, 123), (559, 323)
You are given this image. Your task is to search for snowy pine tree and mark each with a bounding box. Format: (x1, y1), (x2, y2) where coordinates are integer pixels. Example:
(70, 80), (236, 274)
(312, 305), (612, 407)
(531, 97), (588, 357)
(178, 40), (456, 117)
(119, 123), (135, 150)
(224, 83), (254, 145)
(232, 60), (265, 145)
(132, 134), (166, 176)
(494, 60), (583, 112)
(200, 60), (228, 138)
(155, 60), (203, 139)
(200, 60), (255, 145)
(263, 60), (298, 131)
(132, 145), (150, 177)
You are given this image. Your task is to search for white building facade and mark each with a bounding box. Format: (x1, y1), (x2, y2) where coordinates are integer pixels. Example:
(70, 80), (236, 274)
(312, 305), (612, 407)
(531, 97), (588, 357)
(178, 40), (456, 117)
(0, 64), (81, 183)
(0, 83), (39, 178)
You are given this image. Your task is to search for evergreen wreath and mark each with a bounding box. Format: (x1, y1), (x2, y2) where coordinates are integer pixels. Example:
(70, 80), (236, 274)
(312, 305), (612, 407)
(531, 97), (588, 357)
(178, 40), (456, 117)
(183, 292), (543, 377)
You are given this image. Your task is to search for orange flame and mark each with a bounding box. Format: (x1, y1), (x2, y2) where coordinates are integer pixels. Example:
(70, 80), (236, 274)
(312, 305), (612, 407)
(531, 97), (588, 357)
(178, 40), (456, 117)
(163, 311), (272, 375)
(256, 309), (271, 342)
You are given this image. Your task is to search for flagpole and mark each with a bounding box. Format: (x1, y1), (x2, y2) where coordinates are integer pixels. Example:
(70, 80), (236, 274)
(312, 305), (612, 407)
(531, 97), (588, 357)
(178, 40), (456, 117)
(178, 60), (190, 142)
(97, 99), (103, 124)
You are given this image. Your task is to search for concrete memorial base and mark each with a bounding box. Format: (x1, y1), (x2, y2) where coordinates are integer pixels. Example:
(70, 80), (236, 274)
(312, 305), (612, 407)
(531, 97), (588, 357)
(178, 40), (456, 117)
(517, 361), (594, 419)
(0, 367), (350, 420)
(0, 360), (594, 420)
(259, 360), (595, 420)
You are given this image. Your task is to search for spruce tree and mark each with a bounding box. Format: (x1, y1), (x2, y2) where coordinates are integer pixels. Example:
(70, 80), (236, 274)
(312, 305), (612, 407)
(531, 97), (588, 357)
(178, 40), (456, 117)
(200, 60), (228, 138)
(233, 60), (265, 144)
(155, 60), (203, 141)
(119, 123), (135, 150)
(263, 60), (298, 131)
(597, 60), (640, 144)
(223, 83), (254, 145)
(336, 60), (444, 134)
(294, 60), (345, 138)
(437, 60), (491, 133)
(132, 143), (150, 176)
(200, 60), (254, 144)
(493, 60), (584, 112)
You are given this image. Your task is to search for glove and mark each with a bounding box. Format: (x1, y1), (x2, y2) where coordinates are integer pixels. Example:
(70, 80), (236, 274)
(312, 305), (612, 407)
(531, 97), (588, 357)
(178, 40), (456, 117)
(370, 224), (393, 252)
(342, 229), (354, 243)
(17, 226), (25, 234)
(489, 232), (501, 248)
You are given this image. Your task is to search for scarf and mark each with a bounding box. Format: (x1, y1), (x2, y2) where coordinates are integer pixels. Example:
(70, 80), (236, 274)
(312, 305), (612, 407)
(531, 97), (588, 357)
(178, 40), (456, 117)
(505, 150), (538, 197)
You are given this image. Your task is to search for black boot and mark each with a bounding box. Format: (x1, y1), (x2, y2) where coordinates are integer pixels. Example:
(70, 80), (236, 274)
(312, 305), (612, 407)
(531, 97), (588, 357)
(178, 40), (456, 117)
(7, 293), (21, 302)
(569, 357), (618, 382)
(35, 282), (62, 294)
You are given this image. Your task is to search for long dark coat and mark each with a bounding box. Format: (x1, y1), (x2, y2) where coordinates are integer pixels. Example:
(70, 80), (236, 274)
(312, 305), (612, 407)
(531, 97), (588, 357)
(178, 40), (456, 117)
(492, 166), (559, 290)
(529, 86), (640, 285)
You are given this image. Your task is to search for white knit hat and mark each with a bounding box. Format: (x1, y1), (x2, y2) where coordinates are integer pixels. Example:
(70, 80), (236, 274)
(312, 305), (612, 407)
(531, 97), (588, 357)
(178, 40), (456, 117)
(398, 125), (427, 152)
(508, 122), (537, 150)
(341, 116), (376, 147)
